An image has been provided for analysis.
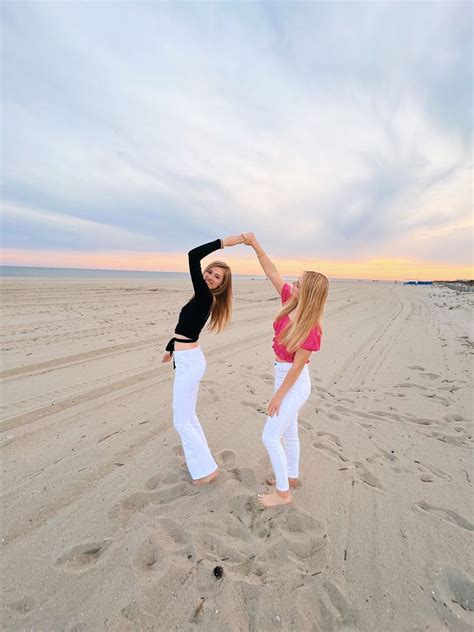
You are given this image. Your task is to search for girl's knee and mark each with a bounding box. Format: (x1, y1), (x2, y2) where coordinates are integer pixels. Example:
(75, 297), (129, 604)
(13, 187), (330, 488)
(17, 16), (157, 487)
(173, 411), (188, 433)
(262, 427), (280, 449)
(284, 432), (299, 445)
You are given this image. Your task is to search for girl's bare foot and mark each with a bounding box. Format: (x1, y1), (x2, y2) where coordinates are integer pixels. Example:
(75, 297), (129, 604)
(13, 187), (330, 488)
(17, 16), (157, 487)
(266, 477), (299, 488)
(192, 468), (220, 486)
(258, 490), (292, 507)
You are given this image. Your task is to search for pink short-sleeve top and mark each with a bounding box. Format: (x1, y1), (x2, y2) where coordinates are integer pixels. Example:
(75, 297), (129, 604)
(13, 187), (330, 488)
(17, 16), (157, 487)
(272, 283), (322, 363)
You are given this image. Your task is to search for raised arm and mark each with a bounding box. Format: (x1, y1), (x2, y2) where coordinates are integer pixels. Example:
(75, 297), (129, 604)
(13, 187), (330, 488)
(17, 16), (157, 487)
(188, 239), (223, 296)
(242, 233), (284, 295)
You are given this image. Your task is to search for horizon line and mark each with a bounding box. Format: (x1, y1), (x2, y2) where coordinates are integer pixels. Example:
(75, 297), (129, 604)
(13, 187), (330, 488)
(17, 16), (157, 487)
(1, 264), (471, 283)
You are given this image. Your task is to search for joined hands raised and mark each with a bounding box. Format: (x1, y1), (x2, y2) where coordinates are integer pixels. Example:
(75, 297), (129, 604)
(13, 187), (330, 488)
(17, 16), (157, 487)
(241, 232), (258, 247)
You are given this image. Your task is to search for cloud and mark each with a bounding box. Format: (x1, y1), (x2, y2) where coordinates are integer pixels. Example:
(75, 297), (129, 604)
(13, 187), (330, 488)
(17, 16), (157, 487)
(1, 1), (472, 268)
(1, 202), (162, 251)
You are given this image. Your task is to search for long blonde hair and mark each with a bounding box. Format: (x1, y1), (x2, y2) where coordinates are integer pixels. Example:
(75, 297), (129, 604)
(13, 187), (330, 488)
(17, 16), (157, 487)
(276, 271), (329, 352)
(203, 260), (232, 332)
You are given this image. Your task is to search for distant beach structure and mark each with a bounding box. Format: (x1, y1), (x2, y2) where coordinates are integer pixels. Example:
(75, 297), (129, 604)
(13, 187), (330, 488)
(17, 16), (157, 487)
(403, 280), (474, 292)
(403, 280), (433, 286)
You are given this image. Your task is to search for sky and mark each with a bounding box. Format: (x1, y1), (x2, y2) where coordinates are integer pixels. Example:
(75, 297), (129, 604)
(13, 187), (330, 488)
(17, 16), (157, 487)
(1, 1), (472, 280)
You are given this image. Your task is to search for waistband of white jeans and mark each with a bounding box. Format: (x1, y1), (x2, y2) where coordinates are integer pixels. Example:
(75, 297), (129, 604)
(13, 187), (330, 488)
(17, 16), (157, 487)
(274, 361), (309, 372)
(174, 345), (202, 353)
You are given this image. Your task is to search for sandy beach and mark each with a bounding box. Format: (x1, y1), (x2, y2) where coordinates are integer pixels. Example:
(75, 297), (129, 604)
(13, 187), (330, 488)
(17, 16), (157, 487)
(1, 277), (473, 631)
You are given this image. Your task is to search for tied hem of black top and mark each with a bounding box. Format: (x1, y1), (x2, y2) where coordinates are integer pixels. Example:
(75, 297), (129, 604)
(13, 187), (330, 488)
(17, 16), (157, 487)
(165, 337), (199, 369)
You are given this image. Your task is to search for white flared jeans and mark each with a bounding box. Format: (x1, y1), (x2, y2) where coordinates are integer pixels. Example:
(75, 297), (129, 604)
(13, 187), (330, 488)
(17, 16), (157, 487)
(262, 362), (311, 492)
(172, 347), (217, 480)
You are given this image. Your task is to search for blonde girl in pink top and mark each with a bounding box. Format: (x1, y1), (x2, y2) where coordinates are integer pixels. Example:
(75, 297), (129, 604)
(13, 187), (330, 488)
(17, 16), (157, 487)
(242, 233), (329, 507)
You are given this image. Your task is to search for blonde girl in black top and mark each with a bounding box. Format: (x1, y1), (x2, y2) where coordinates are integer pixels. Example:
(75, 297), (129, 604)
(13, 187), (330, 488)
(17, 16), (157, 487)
(163, 236), (243, 485)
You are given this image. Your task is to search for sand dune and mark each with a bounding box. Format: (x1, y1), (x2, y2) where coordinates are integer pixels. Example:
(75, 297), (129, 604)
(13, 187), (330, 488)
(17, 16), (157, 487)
(1, 278), (473, 631)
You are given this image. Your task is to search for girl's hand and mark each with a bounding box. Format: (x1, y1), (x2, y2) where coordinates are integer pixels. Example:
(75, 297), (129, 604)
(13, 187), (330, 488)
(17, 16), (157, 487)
(222, 235), (244, 247)
(268, 393), (283, 417)
(162, 351), (172, 364)
(242, 232), (257, 247)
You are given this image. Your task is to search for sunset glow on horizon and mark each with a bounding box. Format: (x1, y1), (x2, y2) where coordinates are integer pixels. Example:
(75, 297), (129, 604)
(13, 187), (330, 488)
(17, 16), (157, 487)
(2, 249), (472, 282)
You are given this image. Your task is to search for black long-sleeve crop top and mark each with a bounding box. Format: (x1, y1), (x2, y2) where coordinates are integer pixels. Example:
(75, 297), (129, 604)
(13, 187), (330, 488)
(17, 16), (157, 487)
(173, 239), (223, 340)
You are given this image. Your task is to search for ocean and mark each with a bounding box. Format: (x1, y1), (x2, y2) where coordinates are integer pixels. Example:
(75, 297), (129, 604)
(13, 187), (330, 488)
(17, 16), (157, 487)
(0, 266), (399, 283)
(0, 266), (266, 281)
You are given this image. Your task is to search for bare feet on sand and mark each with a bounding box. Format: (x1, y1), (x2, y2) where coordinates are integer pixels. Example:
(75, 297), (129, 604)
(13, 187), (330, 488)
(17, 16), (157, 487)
(258, 490), (292, 507)
(266, 477), (299, 488)
(192, 468), (220, 486)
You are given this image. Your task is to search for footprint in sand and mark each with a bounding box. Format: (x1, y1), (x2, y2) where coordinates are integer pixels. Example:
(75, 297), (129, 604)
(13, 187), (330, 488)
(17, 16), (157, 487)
(133, 536), (167, 571)
(131, 519), (194, 574)
(414, 460), (452, 484)
(312, 441), (348, 463)
(366, 445), (409, 475)
(429, 430), (472, 447)
(209, 452), (258, 489)
(242, 401), (267, 415)
(416, 370), (441, 380)
(438, 384), (462, 393)
(414, 501), (474, 531)
(394, 381), (428, 391)
(217, 449), (236, 469)
(430, 567), (474, 629)
(444, 412), (469, 429)
(423, 372), (441, 380)
(412, 417), (435, 426)
(312, 432), (349, 464)
(444, 568), (474, 612)
(299, 418), (313, 431)
(422, 392), (452, 406)
(193, 529), (249, 565)
(354, 461), (383, 490)
(110, 483), (198, 526)
(397, 379), (455, 406)
(171, 444), (184, 458)
(158, 517), (192, 550)
(144, 474), (161, 490)
(296, 579), (358, 631)
(317, 431), (342, 447)
(228, 467), (257, 488)
(56, 540), (111, 572)
(162, 469), (190, 484)
(275, 512), (328, 575)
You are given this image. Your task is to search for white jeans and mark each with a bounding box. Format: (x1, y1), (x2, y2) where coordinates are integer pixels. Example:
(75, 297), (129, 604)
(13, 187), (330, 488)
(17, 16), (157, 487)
(172, 347), (217, 480)
(262, 362), (311, 491)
